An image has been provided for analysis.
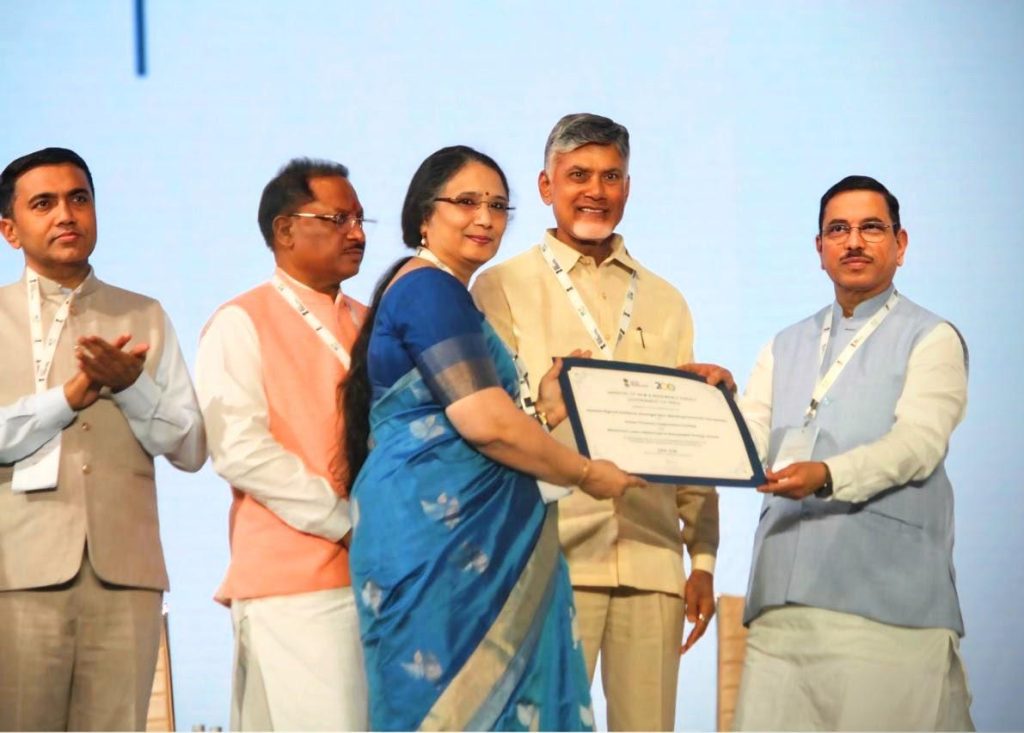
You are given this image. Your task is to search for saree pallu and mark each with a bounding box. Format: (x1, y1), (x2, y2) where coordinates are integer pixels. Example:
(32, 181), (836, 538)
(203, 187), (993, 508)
(350, 325), (593, 731)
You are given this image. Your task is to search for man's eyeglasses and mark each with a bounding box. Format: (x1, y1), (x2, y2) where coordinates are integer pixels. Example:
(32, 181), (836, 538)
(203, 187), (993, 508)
(434, 197), (515, 217)
(289, 212), (377, 231)
(822, 222), (894, 244)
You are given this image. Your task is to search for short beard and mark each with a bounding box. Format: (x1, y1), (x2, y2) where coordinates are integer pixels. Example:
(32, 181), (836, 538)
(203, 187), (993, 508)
(570, 220), (614, 244)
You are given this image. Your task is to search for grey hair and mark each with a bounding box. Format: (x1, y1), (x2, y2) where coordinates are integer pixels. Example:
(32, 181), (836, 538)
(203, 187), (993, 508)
(543, 113), (630, 172)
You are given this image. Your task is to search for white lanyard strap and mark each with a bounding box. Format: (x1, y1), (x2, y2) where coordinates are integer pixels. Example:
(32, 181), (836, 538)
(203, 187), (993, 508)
(417, 246), (535, 415)
(538, 239), (636, 360)
(806, 290), (900, 421)
(15, 270), (82, 492)
(26, 270), (81, 393)
(414, 246), (455, 277)
(271, 274), (355, 370)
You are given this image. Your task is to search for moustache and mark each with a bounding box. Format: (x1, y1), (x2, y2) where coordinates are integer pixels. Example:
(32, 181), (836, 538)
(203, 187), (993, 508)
(51, 227), (83, 241)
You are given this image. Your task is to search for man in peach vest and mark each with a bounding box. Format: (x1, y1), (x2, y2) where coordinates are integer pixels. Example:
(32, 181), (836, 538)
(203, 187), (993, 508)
(0, 147), (206, 731)
(196, 158), (370, 730)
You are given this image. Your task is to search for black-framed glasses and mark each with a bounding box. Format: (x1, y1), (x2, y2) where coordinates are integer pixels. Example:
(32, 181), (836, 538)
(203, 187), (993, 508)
(434, 197), (515, 216)
(822, 222), (894, 244)
(289, 212), (377, 231)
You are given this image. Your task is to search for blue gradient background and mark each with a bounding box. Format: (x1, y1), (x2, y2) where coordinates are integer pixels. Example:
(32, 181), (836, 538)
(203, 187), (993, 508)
(2, 2), (1021, 729)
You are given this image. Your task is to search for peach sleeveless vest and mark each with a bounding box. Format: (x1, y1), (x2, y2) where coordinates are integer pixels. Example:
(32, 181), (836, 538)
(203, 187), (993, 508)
(215, 278), (365, 602)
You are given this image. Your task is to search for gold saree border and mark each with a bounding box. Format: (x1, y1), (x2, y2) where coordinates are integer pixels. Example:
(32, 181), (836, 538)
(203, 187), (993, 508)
(429, 357), (501, 405)
(419, 509), (559, 731)
(420, 333), (501, 406)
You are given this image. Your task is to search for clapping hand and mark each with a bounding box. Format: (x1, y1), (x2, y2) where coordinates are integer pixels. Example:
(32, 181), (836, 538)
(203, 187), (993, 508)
(63, 370), (102, 411)
(76, 333), (149, 393)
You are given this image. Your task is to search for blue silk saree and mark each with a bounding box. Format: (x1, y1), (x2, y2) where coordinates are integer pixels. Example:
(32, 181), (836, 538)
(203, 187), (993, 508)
(349, 269), (593, 731)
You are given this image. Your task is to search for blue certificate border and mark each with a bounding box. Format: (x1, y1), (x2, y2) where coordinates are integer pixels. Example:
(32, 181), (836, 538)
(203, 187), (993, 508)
(557, 357), (766, 488)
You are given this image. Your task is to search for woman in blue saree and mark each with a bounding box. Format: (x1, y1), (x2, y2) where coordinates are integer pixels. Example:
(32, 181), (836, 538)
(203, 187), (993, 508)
(342, 146), (642, 730)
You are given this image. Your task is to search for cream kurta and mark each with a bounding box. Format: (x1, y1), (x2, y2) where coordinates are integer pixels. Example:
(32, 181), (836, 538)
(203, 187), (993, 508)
(472, 231), (718, 596)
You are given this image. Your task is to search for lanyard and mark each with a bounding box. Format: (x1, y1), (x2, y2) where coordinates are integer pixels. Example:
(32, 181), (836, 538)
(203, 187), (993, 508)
(271, 274), (358, 370)
(414, 245), (456, 277)
(538, 239), (637, 360)
(13, 270), (85, 491)
(26, 269), (82, 393)
(415, 246), (537, 417)
(806, 290), (900, 422)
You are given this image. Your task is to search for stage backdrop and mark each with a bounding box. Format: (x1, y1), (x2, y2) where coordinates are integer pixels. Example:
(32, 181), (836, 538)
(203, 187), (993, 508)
(2, 2), (1022, 729)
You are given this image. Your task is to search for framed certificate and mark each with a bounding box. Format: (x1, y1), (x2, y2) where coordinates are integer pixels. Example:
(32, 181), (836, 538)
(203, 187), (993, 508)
(558, 358), (765, 487)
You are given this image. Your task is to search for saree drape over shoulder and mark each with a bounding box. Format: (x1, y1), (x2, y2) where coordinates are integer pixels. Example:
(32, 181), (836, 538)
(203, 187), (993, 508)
(350, 268), (593, 731)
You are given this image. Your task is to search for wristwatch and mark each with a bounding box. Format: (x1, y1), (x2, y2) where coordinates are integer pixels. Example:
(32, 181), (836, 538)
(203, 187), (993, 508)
(814, 463), (834, 499)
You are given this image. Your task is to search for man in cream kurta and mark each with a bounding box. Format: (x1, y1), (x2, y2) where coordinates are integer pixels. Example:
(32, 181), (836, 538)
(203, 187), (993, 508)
(472, 114), (720, 732)
(196, 158), (369, 731)
(733, 175), (973, 730)
(0, 147), (206, 731)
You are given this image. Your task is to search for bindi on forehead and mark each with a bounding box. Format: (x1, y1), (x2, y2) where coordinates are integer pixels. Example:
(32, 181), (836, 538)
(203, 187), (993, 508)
(447, 186), (509, 199)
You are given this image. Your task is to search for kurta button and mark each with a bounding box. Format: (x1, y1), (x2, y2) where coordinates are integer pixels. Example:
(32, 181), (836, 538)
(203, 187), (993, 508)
(81, 422), (90, 431)
(81, 464), (91, 474)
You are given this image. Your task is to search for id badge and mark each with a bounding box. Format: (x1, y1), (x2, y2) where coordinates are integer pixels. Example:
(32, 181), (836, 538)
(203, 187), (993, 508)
(12, 433), (62, 492)
(536, 480), (572, 504)
(771, 425), (819, 472)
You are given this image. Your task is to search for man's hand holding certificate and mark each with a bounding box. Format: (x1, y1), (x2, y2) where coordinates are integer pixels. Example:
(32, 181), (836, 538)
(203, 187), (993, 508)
(558, 358), (765, 487)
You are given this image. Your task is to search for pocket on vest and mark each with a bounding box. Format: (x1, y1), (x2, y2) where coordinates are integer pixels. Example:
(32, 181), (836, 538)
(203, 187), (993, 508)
(860, 505), (924, 533)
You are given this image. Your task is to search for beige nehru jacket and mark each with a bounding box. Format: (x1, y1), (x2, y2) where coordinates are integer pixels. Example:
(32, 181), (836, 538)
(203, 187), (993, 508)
(0, 272), (183, 591)
(472, 231), (718, 596)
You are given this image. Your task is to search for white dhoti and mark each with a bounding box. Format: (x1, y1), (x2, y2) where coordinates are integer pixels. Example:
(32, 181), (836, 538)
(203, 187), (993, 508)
(230, 586), (368, 731)
(733, 605), (974, 731)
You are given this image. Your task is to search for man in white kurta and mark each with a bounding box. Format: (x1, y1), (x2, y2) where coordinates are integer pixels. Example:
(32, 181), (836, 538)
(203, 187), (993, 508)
(196, 158), (368, 730)
(734, 175), (973, 731)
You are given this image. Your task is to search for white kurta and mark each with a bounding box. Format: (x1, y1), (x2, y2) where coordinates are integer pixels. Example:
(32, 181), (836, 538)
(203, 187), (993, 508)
(734, 310), (973, 731)
(733, 605), (973, 731)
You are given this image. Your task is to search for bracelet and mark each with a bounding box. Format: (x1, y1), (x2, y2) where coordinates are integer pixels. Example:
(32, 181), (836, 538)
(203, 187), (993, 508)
(577, 458), (591, 487)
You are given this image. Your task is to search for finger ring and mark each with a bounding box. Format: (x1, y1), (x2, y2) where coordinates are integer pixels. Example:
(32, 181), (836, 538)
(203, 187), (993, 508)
(698, 613), (706, 622)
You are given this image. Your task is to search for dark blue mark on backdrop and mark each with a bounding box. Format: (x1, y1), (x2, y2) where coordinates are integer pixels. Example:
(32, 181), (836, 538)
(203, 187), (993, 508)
(134, 0), (146, 76)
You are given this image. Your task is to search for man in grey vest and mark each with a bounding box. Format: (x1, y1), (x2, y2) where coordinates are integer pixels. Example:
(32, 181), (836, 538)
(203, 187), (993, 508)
(0, 147), (206, 730)
(733, 175), (973, 730)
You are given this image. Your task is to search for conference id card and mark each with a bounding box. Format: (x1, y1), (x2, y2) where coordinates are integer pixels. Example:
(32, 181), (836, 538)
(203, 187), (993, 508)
(11, 433), (62, 492)
(771, 426), (819, 473)
(536, 480), (572, 504)
(558, 358), (765, 487)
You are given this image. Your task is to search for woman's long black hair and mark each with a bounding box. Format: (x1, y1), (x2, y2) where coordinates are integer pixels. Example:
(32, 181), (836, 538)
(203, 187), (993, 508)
(340, 145), (509, 493)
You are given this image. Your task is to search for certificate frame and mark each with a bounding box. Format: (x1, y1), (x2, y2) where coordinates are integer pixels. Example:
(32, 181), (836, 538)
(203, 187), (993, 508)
(557, 357), (766, 487)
